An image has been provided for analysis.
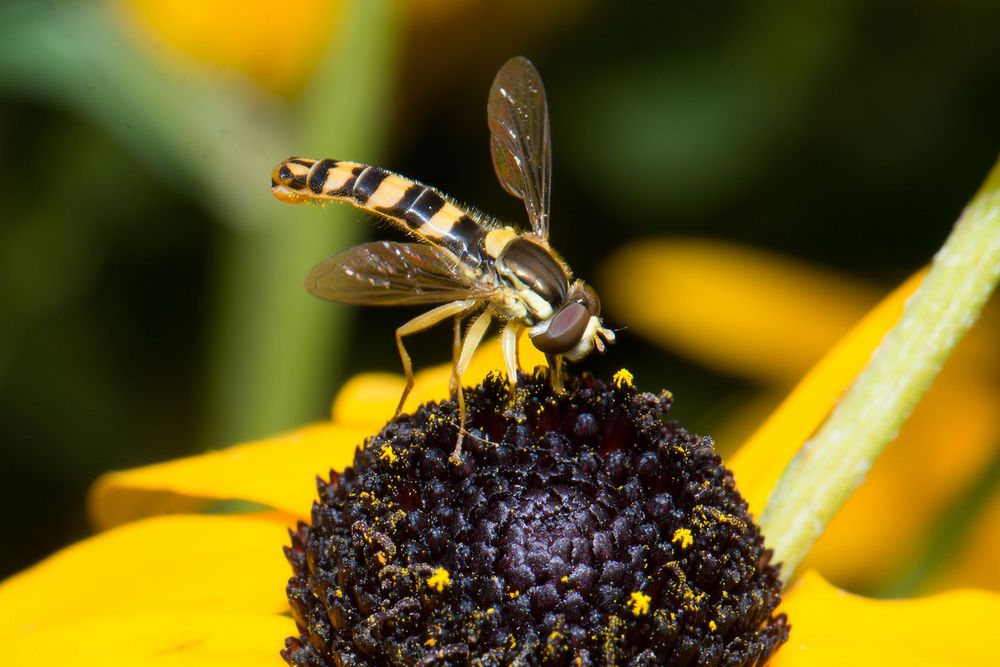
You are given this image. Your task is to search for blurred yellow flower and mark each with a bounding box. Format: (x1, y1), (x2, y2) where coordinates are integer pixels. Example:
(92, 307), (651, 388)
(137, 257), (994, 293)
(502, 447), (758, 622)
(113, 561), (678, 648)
(601, 238), (1000, 594)
(119, 0), (344, 95)
(115, 0), (592, 98)
(3, 282), (1000, 662)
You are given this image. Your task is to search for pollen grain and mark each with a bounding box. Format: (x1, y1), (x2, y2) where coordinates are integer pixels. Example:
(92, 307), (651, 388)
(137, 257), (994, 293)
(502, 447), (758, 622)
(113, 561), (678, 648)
(628, 591), (652, 616)
(672, 527), (694, 549)
(427, 567), (451, 593)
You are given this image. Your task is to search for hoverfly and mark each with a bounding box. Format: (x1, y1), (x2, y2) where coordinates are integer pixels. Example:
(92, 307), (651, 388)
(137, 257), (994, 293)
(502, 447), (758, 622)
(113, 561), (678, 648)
(271, 56), (614, 460)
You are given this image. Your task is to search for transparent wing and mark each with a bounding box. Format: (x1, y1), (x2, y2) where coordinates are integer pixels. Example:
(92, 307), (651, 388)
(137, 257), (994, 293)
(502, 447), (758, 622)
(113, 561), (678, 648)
(488, 56), (552, 239)
(306, 241), (490, 306)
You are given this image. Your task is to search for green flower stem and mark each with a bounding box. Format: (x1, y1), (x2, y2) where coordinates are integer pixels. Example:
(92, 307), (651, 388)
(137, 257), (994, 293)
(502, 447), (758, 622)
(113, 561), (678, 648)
(204, 0), (398, 445)
(759, 155), (1000, 584)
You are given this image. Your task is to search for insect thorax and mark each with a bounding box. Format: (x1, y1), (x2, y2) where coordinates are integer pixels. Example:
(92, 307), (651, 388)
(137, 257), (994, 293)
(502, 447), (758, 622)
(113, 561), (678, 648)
(493, 236), (569, 324)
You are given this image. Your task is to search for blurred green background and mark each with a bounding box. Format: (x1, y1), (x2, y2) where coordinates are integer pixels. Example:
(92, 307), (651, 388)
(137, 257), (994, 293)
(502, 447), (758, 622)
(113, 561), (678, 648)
(2, 0), (999, 584)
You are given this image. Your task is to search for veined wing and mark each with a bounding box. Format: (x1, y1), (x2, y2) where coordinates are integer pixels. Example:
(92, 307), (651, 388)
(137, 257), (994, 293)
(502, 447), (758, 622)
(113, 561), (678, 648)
(488, 56), (552, 240)
(306, 241), (491, 306)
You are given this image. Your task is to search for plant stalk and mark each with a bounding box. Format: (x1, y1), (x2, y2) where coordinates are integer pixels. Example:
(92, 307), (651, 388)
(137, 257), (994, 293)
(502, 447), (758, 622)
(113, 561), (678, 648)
(760, 155), (1000, 583)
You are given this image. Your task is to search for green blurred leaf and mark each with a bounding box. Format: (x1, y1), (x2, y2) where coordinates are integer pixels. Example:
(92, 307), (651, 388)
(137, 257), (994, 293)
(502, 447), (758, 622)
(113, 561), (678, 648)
(0, 1), (285, 226)
(561, 2), (853, 216)
(0, 1), (400, 447)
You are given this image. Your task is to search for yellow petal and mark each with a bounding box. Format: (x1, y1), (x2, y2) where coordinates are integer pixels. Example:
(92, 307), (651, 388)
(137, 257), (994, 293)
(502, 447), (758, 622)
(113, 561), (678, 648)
(89, 422), (370, 529)
(2, 610), (291, 666)
(91, 340), (544, 530)
(332, 372), (409, 428)
(599, 239), (878, 383)
(773, 570), (1000, 665)
(704, 391), (786, 459)
(118, 0), (344, 95)
(0, 515), (290, 632)
(727, 271), (926, 517)
(332, 338), (547, 427)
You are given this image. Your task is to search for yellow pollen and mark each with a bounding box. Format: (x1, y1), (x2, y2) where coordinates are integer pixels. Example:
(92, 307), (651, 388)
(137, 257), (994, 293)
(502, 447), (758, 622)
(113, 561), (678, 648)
(509, 590), (520, 598)
(426, 568), (451, 592)
(709, 620), (718, 632)
(425, 638), (437, 647)
(561, 575), (569, 583)
(379, 446), (398, 464)
(672, 527), (694, 549)
(612, 368), (634, 389)
(628, 591), (651, 616)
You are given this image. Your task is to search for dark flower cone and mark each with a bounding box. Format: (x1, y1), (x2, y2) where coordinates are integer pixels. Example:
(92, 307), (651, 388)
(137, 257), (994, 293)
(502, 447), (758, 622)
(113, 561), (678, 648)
(283, 371), (788, 666)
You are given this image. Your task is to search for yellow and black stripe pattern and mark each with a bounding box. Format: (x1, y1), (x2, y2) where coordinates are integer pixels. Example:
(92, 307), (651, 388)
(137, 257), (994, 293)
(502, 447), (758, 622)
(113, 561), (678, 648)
(272, 157), (486, 266)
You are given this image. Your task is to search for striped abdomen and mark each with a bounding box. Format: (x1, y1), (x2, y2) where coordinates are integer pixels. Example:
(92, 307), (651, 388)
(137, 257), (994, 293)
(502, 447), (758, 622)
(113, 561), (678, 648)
(272, 157), (485, 266)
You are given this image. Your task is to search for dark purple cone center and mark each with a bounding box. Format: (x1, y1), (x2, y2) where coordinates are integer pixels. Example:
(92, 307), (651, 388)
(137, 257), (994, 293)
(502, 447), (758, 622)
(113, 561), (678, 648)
(282, 372), (788, 666)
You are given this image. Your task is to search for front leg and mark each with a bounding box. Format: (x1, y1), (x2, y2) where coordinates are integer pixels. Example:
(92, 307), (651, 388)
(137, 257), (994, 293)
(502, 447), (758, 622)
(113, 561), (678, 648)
(546, 353), (564, 393)
(500, 322), (523, 386)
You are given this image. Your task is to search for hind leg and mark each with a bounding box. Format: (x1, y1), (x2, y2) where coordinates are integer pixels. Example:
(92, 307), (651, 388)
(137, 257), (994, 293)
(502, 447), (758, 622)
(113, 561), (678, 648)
(393, 300), (476, 417)
(449, 316), (464, 395)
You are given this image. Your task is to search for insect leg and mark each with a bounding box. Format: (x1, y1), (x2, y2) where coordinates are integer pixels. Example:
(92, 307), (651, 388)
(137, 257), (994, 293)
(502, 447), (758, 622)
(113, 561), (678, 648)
(456, 309), (494, 387)
(546, 353), (564, 393)
(451, 308), (494, 463)
(500, 322), (523, 386)
(450, 316), (464, 395)
(394, 300), (477, 417)
(514, 325), (524, 372)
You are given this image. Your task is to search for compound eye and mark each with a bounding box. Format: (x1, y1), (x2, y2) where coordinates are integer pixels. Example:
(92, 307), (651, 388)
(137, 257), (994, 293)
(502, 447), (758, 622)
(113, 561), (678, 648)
(531, 301), (591, 354)
(581, 283), (601, 316)
(567, 281), (601, 316)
